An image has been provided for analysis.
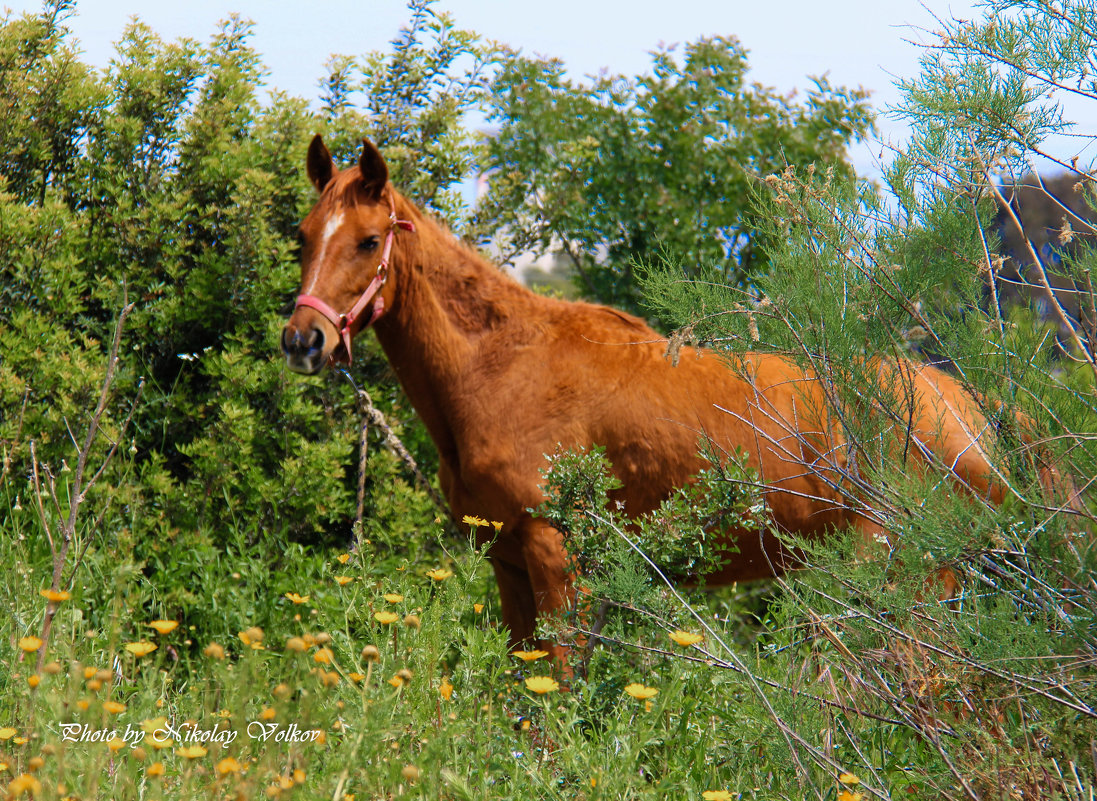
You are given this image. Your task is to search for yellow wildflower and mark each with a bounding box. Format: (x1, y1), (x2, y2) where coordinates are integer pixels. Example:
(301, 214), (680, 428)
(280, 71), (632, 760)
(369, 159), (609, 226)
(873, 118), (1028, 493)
(668, 630), (704, 647)
(39, 589), (70, 602)
(148, 620), (178, 635)
(176, 745), (207, 759)
(474, 603), (484, 613)
(313, 648), (334, 665)
(7, 774), (41, 798)
(461, 515), (489, 527)
(260, 707), (276, 721)
(439, 678), (454, 700)
(703, 792), (733, 801)
(285, 637), (307, 653)
(285, 592), (310, 605)
(147, 762), (165, 778)
(491, 521), (503, 531)
(124, 641), (157, 657)
(0, 728), (16, 741)
(238, 627), (265, 646)
(838, 792), (863, 801)
(374, 611), (399, 625)
(216, 757), (241, 775)
(337, 553), (351, 564)
(348, 672), (365, 683)
(839, 772), (860, 785)
(382, 593), (404, 603)
(388, 675), (405, 688)
(17, 637), (42, 653)
(103, 701), (126, 714)
(334, 576), (353, 586)
(623, 683), (658, 700)
(425, 568), (453, 581)
(203, 642), (225, 659)
(106, 736), (126, 752)
(512, 650), (549, 662)
(524, 676), (559, 694)
(26, 675), (39, 689)
(403, 614), (421, 629)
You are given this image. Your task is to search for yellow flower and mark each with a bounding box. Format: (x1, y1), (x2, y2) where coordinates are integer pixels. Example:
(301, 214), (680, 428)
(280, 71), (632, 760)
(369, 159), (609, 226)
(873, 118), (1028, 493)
(39, 589), (70, 602)
(473, 603), (484, 613)
(839, 772), (860, 785)
(524, 676), (559, 694)
(461, 515), (489, 527)
(313, 648), (334, 665)
(285, 592), (310, 605)
(0, 728), (16, 741)
(238, 627), (265, 646)
(7, 774), (41, 798)
(141, 717), (168, 735)
(348, 672), (365, 683)
(216, 757), (242, 775)
(106, 736), (126, 752)
(148, 620), (178, 635)
(124, 641), (157, 657)
(382, 593), (404, 603)
(334, 576), (353, 586)
(26, 675), (39, 689)
(703, 792), (733, 801)
(668, 630), (704, 647)
(623, 683), (658, 700)
(512, 650), (549, 662)
(838, 792), (863, 801)
(147, 761), (165, 778)
(260, 707), (276, 721)
(426, 568), (453, 581)
(388, 675), (405, 689)
(439, 678), (454, 700)
(285, 637), (307, 653)
(203, 642), (225, 659)
(176, 745), (207, 759)
(491, 521), (503, 531)
(374, 611), (399, 625)
(17, 637), (42, 653)
(337, 553), (351, 564)
(103, 701), (126, 714)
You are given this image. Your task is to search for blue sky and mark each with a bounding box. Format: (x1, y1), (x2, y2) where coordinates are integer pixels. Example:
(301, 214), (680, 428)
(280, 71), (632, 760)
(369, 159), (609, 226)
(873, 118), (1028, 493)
(6, 0), (1089, 177)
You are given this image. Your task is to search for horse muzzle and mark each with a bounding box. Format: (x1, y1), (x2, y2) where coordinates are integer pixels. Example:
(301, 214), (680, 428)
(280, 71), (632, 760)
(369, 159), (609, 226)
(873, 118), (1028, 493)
(281, 324), (327, 375)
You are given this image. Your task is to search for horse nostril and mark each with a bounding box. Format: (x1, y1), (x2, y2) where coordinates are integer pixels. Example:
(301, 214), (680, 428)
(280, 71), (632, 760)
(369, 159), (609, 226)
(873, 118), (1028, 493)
(306, 327), (322, 350)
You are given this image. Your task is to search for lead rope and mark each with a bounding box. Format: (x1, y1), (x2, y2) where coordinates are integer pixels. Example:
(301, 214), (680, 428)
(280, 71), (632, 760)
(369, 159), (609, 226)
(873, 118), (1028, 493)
(335, 367), (454, 546)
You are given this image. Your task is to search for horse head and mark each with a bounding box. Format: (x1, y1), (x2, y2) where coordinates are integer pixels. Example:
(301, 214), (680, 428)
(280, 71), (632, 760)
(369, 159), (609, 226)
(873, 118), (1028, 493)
(282, 135), (414, 373)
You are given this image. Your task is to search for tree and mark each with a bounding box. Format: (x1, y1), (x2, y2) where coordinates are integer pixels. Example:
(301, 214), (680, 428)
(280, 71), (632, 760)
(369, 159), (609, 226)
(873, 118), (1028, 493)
(472, 38), (873, 313)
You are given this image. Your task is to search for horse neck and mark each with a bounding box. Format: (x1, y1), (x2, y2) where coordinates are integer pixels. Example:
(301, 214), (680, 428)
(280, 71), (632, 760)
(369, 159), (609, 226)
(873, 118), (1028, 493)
(371, 198), (535, 452)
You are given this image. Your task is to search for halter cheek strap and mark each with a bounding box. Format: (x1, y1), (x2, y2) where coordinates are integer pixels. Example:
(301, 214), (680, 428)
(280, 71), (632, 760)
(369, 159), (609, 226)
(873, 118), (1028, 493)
(294, 195), (415, 365)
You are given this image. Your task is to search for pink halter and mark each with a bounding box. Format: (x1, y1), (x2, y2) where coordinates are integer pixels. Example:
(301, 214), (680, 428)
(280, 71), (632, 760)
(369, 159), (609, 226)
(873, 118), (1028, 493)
(294, 193), (415, 364)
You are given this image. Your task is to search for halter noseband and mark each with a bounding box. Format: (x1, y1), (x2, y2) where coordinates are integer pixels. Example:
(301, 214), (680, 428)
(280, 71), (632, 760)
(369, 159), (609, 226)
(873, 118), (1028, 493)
(294, 193), (415, 365)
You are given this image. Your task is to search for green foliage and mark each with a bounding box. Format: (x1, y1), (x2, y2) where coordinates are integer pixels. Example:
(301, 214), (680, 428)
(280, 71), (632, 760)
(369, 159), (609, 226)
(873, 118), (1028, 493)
(473, 38), (873, 313)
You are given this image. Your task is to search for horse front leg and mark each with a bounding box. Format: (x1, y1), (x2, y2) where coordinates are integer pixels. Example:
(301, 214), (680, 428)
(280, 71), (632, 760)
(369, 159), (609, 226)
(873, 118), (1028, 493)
(517, 517), (576, 664)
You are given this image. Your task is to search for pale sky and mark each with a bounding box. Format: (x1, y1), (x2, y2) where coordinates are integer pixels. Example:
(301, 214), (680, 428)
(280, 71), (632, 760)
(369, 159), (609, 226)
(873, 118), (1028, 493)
(5, 0), (1091, 177)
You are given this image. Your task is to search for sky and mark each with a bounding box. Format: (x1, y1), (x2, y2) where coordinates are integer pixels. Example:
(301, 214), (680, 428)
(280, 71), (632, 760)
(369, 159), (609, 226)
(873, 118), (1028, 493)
(4, 0), (1091, 178)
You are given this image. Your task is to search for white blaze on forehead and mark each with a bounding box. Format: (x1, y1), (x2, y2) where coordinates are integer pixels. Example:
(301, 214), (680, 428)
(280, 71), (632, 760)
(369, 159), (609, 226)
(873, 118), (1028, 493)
(303, 207), (346, 295)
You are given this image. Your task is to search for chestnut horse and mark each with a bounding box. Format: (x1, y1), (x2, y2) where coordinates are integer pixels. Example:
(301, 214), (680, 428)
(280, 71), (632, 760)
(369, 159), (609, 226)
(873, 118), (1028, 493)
(282, 137), (1003, 657)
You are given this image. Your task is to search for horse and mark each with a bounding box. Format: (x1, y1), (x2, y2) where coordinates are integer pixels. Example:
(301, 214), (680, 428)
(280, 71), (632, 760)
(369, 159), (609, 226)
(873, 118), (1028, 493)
(282, 136), (1006, 660)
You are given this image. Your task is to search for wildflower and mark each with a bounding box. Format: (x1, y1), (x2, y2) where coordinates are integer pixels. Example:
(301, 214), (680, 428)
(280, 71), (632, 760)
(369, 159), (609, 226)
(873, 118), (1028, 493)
(130, 746), (147, 761)
(260, 707), (276, 721)
(17, 637), (42, 653)
(374, 611), (399, 625)
(524, 676), (559, 694)
(439, 678), (454, 700)
(106, 736), (126, 752)
(124, 642), (157, 657)
(839, 773), (860, 785)
(425, 568), (453, 581)
(396, 668), (413, 683)
(103, 701), (126, 714)
(461, 515), (489, 527)
(26, 675), (39, 689)
(403, 614), (421, 629)
(293, 769), (306, 784)
(238, 627), (265, 646)
(86, 679), (103, 692)
(148, 620), (178, 635)
(491, 521), (503, 532)
(623, 683), (658, 700)
(313, 648), (334, 665)
(668, 630), (704, 647)
(382, 593), (404, 603)
(273, 683), (291, 699)
(703, 792), (733, 801)
(203, 642), (225, 659)
(176, 745), (207, 759)
(216, 757), (242, 775)
(285, 592), (310, 605)
(401, 764), (420, 782)
(473, 603), (484, 613)
(142, 717), (169, 735)
(334, 576), (353, 586)
(838, 792), (863, 801)
(39, 589), (70, 602)
(43, 662), (61, 675)
(26, 756), (43, 770)
(337, 553), (351, 564)
(361, 645), (381, 662)
(512, 649), (549, 662)
(0, 728), (16, 741)
(348, 672), (365, 683)
(7, 774), (41, 798)
(388, 675), (405, 689)
(286, 637), (307, 653)
(147, 762), (165, 778)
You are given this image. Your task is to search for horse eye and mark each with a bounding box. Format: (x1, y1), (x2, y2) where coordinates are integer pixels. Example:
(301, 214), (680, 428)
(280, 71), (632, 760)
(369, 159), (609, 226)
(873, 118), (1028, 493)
(358, 236), (381, 253)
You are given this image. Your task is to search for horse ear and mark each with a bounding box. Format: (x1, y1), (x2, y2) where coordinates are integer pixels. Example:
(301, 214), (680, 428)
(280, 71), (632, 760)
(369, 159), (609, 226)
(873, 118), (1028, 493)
(358, 138), (389, 202)
(306, 134), (334, 192)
